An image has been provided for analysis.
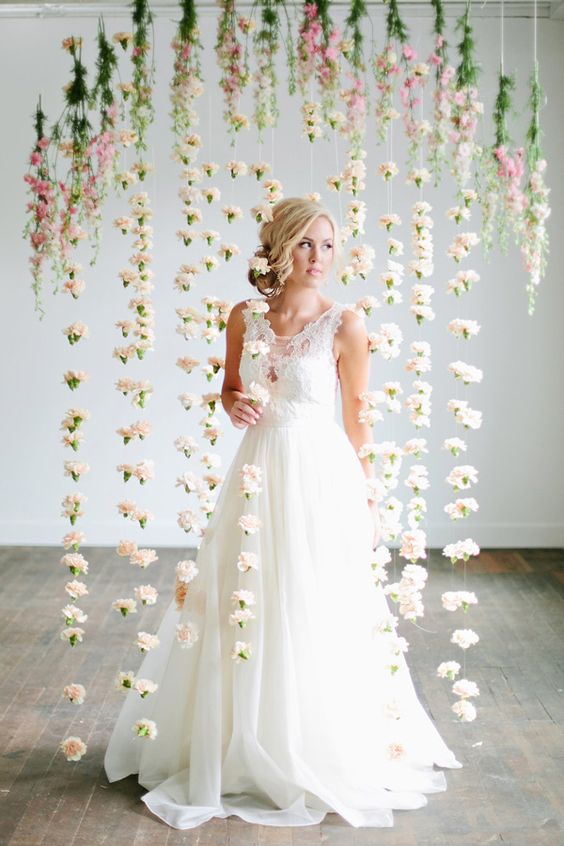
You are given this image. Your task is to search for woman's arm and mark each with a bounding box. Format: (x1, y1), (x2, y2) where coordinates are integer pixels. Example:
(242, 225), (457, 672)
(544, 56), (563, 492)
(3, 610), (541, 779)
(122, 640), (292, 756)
(336, 309), (382, 548)
(221, 302), (262, 428)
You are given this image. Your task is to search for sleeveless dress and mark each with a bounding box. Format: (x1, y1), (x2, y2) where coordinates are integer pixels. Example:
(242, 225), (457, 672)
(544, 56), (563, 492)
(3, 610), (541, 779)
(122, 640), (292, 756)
(103, 299), (462, 829)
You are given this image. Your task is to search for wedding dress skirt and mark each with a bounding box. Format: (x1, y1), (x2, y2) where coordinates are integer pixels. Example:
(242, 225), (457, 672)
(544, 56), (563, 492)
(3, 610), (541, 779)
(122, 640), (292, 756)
(104, 299), (462, 829)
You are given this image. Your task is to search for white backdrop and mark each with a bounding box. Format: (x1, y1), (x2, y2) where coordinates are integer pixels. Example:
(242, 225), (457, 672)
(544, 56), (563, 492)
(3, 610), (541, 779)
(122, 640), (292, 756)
(1, 8), (563, 547)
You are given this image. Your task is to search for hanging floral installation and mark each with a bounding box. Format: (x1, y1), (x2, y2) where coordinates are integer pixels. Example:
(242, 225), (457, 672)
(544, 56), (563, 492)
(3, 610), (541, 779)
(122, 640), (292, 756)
(215, 0), (252, 142)
(480, 69), (519, 257)
(22, 0), (554, 760)
(450, 1), (483, 191)
(297, 0), (341, 122)
(519, 59), (550, 315)
(426, 0), (455, 184)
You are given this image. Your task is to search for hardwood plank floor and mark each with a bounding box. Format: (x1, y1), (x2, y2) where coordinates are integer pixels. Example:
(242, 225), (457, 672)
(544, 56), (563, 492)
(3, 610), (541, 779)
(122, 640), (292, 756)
(1, 546), (563, 846)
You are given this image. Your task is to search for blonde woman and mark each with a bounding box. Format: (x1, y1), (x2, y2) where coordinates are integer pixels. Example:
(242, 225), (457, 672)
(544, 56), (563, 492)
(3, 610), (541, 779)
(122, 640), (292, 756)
(104, 197), (461, 830)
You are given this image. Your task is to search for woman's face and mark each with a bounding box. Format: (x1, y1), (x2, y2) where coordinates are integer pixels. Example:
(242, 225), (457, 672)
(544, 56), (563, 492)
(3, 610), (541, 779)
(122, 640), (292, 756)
(289, 216), (334, 287)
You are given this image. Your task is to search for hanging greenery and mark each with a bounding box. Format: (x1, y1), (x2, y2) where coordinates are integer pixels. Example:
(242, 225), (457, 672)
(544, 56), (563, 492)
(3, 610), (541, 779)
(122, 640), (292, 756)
(373, 0), (415, 148)
(88, 20), (121, 255)
(343, 0), (369, 72)
(451, 1), (482, 188)
(296, 0), (342, 120)
(427, 0), (454, 182)
(130, 0), (156, 156)
(493, 71), (515, 148)
(170, 0), (204, 142)
(251, 0), (283, 139)
(22, 99), (60, 316)
(215, 0), (252, 141)
(21, 0), (552, 317)
(520, 61), (550, 314)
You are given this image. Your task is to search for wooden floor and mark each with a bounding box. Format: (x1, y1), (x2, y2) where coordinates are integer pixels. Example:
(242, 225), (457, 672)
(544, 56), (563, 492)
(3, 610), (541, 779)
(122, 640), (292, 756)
(1, 546), (563, 846)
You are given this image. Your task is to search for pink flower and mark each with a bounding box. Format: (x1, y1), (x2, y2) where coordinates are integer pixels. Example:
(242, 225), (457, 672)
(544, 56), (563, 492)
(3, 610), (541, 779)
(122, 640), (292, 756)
(60, 736), (87, 761)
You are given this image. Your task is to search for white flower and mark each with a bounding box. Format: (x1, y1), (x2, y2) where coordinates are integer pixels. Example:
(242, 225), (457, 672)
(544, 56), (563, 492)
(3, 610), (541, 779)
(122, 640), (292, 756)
(229, 608), (256, 627)
(441, 590), (478, 611)
(136, 631), (159, 652)
(247, 381), (270, 406)
(237, 552), (259, 573)
(237, 514), (262, 535)
(134, 678), (158, 697)
(437, 661), (461, 680)
(176, 559), (199, 583)
(450, 628), (480, 649)
(176, 621), (200, 648)
(231, 641), (252, 662)
(116, 670), (135, 691)
(133, 585), (158, 606)
(378, 161), (399, 181)
(62, 683), (86, 704)
(231, 589), (256, 607)
(451, 699), (477, 721)
(443, 538), (480, 564)
(446, 464), (479, 491)
(132, 718), (158, 739)
(112, 598), (137, 617)
(444, 498), (479, 521)
(452, 678), (480, 698)
(249, 256), (270, 277)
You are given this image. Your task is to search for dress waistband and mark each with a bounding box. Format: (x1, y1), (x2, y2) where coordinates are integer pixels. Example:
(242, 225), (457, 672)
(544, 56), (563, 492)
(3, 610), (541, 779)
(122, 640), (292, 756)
(253, 411), (336, 429)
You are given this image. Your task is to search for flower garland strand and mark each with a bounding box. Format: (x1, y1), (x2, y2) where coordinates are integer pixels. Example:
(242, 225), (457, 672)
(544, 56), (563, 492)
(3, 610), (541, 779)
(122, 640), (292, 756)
(251, 0), (299, 142)
(450, 1), (483, 191)
(426, 0), (455, 184)
(519, 55), (551, 315)
(215, 0), (252, 143)
(340, 0), (370, 158)
(23, 99), (60, 317)
(439, 186), (482, 722)
(109, 1), (162, 751)
(296, 0), (342, 124)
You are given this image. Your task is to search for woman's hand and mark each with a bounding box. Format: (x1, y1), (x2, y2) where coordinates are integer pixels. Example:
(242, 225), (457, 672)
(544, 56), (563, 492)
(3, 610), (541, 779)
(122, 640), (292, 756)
(368, 499), (382, 550)
(228, 396), (263, 429)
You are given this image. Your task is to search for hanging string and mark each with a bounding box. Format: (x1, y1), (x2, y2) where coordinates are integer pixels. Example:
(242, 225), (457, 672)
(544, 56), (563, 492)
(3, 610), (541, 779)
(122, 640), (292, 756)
(387, 121), (393, 216)
(534, 0), (537, 66)
(501, 0), (505, 75)
(309, 78), (314, 194)
(333, 126), (343, 229)
(208, 82), (212, 162)
(230, 95), (239, 205)
(271, 125), (275, 176)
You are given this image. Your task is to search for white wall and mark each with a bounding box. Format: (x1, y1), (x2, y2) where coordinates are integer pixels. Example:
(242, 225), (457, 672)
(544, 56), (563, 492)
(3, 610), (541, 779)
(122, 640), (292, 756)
(1, 9), (563, 547)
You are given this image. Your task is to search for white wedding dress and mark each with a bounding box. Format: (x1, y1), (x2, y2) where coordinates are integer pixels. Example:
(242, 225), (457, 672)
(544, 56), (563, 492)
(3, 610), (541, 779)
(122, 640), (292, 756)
(104, 298), (462, 829)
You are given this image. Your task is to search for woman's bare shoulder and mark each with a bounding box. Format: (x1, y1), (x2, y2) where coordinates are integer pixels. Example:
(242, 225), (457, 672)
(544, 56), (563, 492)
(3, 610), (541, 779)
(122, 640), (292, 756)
(228, 299), (254, 322)
(337, 304), (367, 334)
(334, 305), (367, 359)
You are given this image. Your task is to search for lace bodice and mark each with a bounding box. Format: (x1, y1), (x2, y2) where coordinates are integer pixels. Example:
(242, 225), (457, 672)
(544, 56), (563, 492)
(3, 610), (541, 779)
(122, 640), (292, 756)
(240, 300), (354, 426)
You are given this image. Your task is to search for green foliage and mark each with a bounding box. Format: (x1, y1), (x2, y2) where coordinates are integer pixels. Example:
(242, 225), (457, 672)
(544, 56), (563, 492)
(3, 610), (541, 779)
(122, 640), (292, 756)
(430, 0), (445, 39)
(386, 0), (408, 45)
(316, 0), (334, 46)
(90, 20), (118, 125)
(455, 1), (480, 89)
(526, 61), (544, 168)
(344, 0), (369, 70)
(33, 96), (47, 142)
(178, 0), (197, 43)
(493, 70), (515, 148)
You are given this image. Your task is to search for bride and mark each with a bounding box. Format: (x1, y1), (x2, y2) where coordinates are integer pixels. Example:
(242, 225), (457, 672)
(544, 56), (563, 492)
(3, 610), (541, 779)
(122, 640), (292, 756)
(104, 196), (462, 829)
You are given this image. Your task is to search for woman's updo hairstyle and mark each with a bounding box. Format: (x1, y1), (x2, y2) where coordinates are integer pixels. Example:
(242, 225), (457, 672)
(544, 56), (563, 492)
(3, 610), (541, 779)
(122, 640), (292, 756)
(247, 197), (344, 298)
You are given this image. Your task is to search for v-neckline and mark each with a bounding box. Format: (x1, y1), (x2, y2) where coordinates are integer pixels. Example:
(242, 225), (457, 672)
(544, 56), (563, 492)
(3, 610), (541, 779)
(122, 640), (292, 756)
(259, 301), (338, 341)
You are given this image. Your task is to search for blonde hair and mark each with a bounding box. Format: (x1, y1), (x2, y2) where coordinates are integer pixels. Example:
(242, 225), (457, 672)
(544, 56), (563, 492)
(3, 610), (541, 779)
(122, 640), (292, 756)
(247, 197), (344, 297)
